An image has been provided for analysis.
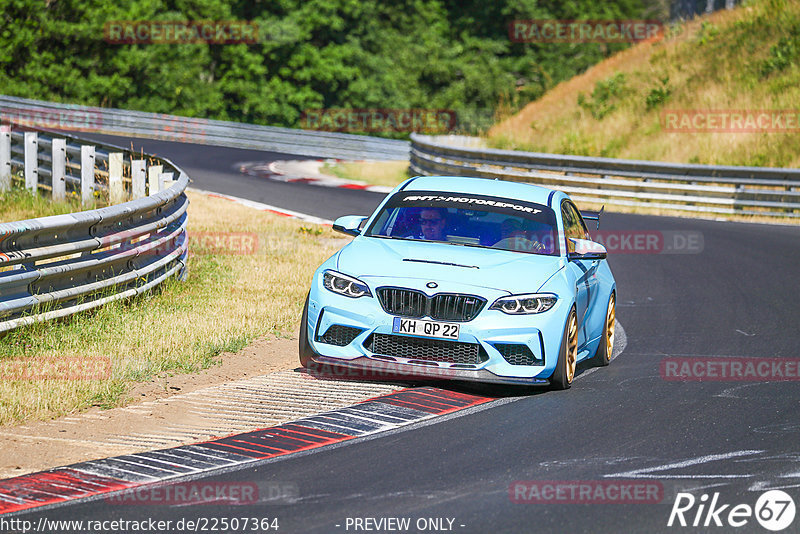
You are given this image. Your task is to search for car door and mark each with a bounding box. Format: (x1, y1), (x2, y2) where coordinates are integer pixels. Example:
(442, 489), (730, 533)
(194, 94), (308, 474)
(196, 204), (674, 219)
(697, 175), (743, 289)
(561, 200), (598, 349)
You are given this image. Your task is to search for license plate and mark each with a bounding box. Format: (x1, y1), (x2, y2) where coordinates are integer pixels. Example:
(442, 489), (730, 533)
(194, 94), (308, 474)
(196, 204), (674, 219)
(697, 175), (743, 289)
(392, 317), (460, 339)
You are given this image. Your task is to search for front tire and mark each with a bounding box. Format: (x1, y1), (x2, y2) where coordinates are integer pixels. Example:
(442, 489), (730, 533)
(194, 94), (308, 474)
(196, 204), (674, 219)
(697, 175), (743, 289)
(593, 292), (616, 367)
(298, 293), (315, 368)
(551, 307), (578, 390)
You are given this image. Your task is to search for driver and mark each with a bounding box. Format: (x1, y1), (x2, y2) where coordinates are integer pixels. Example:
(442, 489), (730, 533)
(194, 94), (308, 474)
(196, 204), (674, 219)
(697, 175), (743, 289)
(412, 208), (448, 241)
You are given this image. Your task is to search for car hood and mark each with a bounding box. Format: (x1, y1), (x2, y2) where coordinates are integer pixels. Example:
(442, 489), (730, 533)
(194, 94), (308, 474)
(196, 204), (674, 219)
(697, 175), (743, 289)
(335, 237), (565, 294)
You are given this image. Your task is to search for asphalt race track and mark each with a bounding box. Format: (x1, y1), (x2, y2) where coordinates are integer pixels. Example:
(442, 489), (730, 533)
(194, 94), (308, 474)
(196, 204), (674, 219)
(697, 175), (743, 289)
(11, 136), (800, 533)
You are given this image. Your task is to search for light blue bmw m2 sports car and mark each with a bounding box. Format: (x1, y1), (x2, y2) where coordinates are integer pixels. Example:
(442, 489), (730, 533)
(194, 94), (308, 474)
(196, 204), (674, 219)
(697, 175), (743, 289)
(299, 176), (616, 389)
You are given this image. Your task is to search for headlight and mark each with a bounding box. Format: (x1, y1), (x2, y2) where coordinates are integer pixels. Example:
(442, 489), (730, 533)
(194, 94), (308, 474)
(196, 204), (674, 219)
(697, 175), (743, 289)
(323, 270), (372, 298)
(490, 293), (557, 314)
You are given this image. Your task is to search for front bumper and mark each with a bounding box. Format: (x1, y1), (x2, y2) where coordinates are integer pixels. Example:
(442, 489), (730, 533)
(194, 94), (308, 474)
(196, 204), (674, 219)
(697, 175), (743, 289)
(305, 354), (550, 386)
(307, 276), (569, 385)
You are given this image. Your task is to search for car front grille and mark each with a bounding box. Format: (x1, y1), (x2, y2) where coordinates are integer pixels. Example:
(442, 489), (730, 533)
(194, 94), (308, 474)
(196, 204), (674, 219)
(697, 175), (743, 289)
(366, 333), (487, 365)
(377, 288), (486, 322)
(494, 343), (543, 366)
(317, 325), (363, 346)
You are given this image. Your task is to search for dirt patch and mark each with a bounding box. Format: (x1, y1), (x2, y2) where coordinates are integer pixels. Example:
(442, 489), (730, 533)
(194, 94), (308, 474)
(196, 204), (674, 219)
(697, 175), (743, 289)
(0, 334), (300, 479)
(124, 333), (299, 403)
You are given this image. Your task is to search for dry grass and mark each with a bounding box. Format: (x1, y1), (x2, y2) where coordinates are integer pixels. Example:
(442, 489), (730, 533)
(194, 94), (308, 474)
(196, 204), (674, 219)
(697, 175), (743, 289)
(488, 0), (800, 169)
(0, 190), (349, 425)
(321, 160), (411, 188)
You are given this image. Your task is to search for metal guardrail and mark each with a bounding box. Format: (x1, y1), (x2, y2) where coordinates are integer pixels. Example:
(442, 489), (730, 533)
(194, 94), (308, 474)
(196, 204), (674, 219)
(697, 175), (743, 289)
(0, 95), (410, 161)
(0, 125), (189, 334)
(410, 134), (800, 218)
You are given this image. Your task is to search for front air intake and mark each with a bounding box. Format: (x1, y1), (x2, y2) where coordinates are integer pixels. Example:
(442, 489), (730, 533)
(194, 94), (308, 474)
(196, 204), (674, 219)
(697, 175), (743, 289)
(376, 288), (486, 322)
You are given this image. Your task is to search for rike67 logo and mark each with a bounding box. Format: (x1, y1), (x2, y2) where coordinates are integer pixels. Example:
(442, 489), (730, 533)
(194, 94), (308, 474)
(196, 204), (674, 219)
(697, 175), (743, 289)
(668, 490), (796, 531)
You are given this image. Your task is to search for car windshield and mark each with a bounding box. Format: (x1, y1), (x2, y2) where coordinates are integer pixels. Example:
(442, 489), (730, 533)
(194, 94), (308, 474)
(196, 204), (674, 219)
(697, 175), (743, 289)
(364, 190), (559, 256)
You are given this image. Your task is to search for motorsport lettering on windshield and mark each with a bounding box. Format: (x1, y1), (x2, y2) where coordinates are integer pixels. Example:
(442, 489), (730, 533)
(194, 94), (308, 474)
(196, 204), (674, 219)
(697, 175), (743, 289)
(364, 190), (559, 255)
(401, 195), (543, 214)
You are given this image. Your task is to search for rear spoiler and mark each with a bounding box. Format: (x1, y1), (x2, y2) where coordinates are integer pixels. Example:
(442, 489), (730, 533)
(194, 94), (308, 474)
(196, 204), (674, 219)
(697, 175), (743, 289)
(580, 206), (604, 230)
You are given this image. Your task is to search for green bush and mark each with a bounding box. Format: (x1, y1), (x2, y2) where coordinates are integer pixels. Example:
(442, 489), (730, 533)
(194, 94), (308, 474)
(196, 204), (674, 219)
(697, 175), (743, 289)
(696, 21), (720, 45)
(578, 72), (628, 120)
(761, 24), (800, 76)
(645, 76), (672, 110)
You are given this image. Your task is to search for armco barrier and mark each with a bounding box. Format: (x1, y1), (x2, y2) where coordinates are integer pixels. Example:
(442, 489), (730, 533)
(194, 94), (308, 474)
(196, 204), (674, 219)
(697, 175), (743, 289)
(0, 126), (189, 334)
(0, 94), (409, 161)
(410, 134), (800, 218)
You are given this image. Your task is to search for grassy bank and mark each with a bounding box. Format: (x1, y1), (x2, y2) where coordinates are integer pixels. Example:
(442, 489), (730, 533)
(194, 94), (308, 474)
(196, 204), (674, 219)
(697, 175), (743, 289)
(488, 0), (800, 169)
(0, 190), (347, 425)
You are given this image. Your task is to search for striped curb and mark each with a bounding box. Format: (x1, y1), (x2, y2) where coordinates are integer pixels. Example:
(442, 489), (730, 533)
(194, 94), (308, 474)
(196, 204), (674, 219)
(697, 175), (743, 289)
(1, 371), (405, 463)
(0, 387), (493, 515)
(238, 159), (394, 193)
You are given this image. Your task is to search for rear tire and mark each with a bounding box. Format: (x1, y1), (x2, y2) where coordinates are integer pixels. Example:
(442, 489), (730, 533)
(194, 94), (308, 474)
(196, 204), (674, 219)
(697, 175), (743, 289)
(593, 292), (616, 367)
(298, 293), (315, 368)
(551, 307), (578, 390)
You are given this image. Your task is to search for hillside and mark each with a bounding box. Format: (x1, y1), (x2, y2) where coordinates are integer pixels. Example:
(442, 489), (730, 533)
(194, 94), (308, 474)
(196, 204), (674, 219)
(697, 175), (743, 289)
(487, 0), (800, 168)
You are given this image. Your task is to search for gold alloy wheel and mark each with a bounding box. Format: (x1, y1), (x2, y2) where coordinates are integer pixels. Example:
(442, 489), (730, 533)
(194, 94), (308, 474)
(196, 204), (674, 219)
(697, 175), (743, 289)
(566, 312), (578, 383)
(606, 294), (616, 357)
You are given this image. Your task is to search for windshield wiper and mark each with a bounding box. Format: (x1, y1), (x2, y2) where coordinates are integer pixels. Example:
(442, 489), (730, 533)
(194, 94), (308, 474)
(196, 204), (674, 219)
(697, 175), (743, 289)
(446, 241), (487, 250)
(403, 258), (479, 269)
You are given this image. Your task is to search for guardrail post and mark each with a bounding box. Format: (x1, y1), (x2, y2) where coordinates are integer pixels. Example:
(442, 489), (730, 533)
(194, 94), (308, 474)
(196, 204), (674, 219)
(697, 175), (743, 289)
(0, 126), (10, 192)
(109, 152), (124, 204)
(81, 145), (95, 205)
(131, 159), (146, 199)
(24, 132), (38, 192)
(147, 165), (163, 196)
(51, 138), (66, 201)
(159, 172), (174, 192)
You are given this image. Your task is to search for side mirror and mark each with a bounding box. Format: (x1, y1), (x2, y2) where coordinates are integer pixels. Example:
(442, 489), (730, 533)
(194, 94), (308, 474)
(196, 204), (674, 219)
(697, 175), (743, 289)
(568, 238), (607, 260)
(332, 215), (368, 237)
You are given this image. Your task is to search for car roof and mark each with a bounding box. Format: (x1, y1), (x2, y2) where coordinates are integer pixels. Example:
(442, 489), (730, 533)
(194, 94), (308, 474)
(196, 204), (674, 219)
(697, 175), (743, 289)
(403, 175), (558, 207)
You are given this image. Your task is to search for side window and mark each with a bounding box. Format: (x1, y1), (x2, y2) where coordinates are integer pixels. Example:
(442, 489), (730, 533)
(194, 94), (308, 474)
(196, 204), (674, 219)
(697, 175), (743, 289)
(571, 202), (590, 239)
(561, 201), (588, 253)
